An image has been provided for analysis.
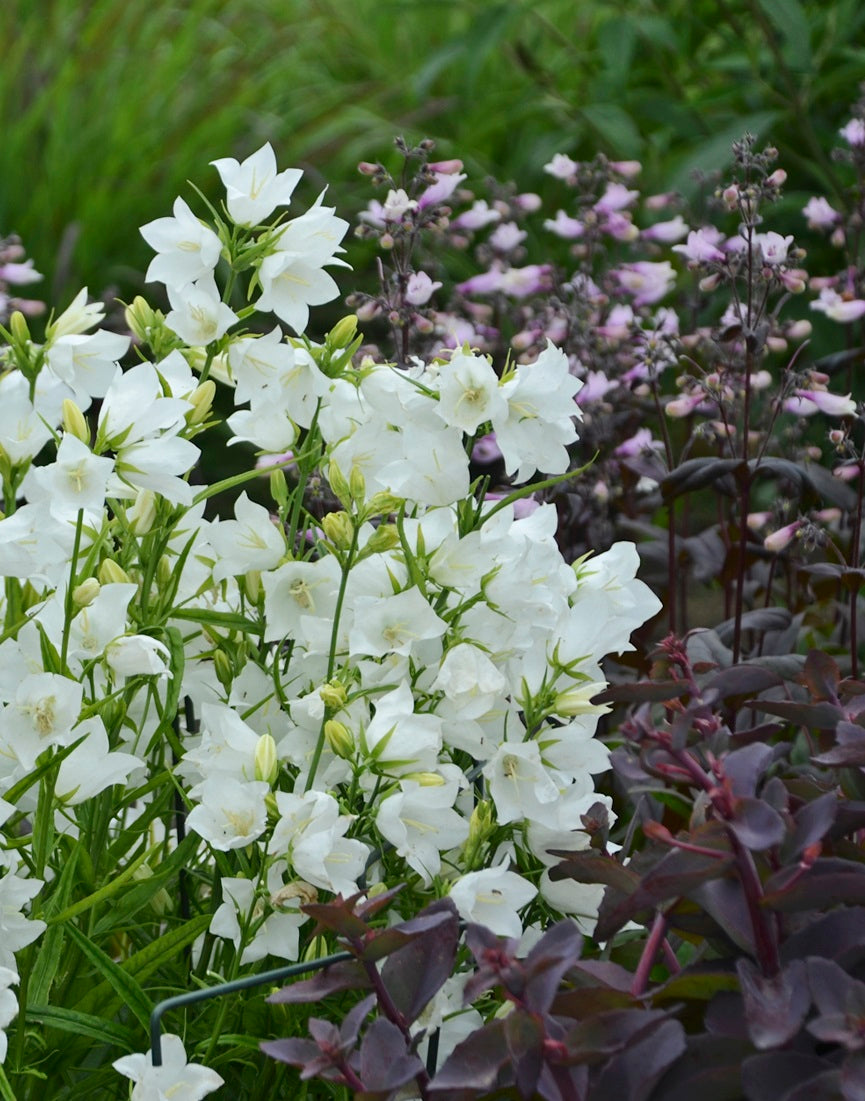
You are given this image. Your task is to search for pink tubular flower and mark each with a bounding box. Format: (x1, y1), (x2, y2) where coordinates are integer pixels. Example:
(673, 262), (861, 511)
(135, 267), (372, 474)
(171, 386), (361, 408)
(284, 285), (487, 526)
(454, 200), (501, 230)
(803, 196), (840, 231)
(840, 118), (865, 147)
(810, 287), (865, 323)
(673, 228), (726, 264)
(614, 261), (675, 305)
(405, 271), (442, 306)
(594, 182), (639, 214)
(792, 389), (856, 417)
(544, 153), (579, 180)
(756, 231), (793, 265)
(418, 170), (467, 209)
(764, 520), (802, 553)
(544, 211), (584, 239)
(641, 216), (689, 243)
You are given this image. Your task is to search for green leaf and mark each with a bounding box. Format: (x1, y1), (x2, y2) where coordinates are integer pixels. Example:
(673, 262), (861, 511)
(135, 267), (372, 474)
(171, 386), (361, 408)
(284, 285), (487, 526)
(48, 845), (156, 925)
(755, 0), (811, 70)
(65, 922), (153, 1032)
(580, 103), (643, 157)
(25, 1004), (137, 1050)
(92, 832), (201, 936)
(29, 847), (80, 1005)
(169, 607), (260, 632)
(670, 111), (781, 196)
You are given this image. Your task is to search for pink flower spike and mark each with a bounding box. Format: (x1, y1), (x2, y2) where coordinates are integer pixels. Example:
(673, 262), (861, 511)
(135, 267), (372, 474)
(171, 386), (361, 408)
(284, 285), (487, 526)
(764, 521), (802, 553)
(544, 153), (579, 180)
(418, 171), (467, 209)
(839, 118), (865, 147)
(673, 229), (726, 264)
(810, 288), (865, 323)
(793, 389), (857, 417)
(405, 271), (442, 306)
(544, 211), (584, 239)
(595, 182), (639, 214)
(642, 216), (689, 243)
(803, 196), (840, 230)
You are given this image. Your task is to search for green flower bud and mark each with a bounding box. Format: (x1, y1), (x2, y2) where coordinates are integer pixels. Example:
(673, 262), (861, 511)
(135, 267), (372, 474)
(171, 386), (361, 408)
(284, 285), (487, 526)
(243, 569), (262, 603)
(363, 523), (399, 555)
(254, 733), (279, 785)
(324, 719), (353, 759)
(319, 680), (348, 710)
(124, 296), (160, 344)
(328, 314), (358, 349)
(349, 465), (366, 504)
(98, 559), (132, 586)
(270, 469), (288, 509)
(327, 460), (352, 509)
(72, 578), (101, 608)
(62, 399), (90, 444)
(128, 489), (157, 536)
(402, 771), (445, 787)
(321, 510), (353, 549)
(187, 380), (216, 426)
(9, 310), (30, 345)
(213, 649), (234, 692)
(156, 555), (173, 591)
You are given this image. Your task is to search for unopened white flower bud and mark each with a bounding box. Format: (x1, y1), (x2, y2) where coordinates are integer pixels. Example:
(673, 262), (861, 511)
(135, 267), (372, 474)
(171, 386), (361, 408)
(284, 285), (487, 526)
(254, 733), (279, 785)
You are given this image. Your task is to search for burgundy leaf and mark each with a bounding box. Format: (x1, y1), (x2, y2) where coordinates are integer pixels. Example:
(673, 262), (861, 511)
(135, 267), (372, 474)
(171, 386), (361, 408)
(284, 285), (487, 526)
(505, 1010), (544, 1099)
(736, 958), (810, 1050)
(548, 852), (640, 894)
(380, 903), (460, 1024)
(707, 666), (783, 702)
(559, 1008), (673, 1066)
(522, 921), (584, 1015)
(592, 681), (691, 704)
(661, 457), (743, 502)
(802, 650), (842, 704)
(808, 958), (865, 1021)
(782, 1069), (845, 1101)
(727, 797), (786, 851)
(813, 723), (865, 767)
(842, 1049), (865, 1101)
(763, 860), (865, 912)
(741, 1052), (832, 1101)
(689, 877), (756, 955)
(429, 1019), (509, 1095)
(781, 908), (865, 965)
(751, 700), (844, 730)
(260, 1036), (321, 1068)
(365, 900), (458, 962)
(358, 1017), (424, 1092)
(780, 793), (837, 862)
(267, 959), (370, 1003)
(596, 843), (734, 941)
(650, 1035), (751, 1101)
(723, 744), (776, 798)
(590, 1018), (687, 1101)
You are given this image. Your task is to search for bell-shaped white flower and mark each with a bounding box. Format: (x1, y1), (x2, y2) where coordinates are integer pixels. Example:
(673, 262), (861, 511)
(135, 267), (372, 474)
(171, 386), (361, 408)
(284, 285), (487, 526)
(113, 1033), (224, 1101)
(140, 196), (222, 289)
(449, 862), (537, 938)
(211, 142), (302, 227)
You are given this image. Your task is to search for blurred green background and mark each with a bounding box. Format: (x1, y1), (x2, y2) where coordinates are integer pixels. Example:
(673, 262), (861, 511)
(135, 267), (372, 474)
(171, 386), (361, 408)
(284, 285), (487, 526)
(2, 0), (862, 313)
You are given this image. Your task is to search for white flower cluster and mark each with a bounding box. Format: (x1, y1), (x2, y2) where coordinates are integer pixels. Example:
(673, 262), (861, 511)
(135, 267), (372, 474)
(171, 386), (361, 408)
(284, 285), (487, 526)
(0, 144), (660, 1094)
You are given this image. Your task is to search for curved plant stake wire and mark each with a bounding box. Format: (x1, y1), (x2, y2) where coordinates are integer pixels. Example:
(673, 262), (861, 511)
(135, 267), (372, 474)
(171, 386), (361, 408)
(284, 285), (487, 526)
(149, 951), (351, 1066)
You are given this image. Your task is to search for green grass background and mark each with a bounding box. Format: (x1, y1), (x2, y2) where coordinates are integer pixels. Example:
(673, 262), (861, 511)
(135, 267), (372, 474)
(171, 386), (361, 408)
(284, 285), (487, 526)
(2, 0), (863, 311)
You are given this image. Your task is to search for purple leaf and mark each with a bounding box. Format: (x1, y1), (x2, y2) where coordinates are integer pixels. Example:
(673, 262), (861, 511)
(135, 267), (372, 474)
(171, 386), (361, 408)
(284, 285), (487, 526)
(260, 1036), (321, 1068)
(689, 877), (756, 954)
(591, 1018), (687, 1101)
(781, 908), (865, 965)
(380, 903), (459, 1024)
(649, 1035), (751, 1101)
(727, 796), (786, 851)
(736, 958), (810, 1050)
(505, 1010), (544, 1099)
(548, 852), (640, 894)
(559, 1008), (673, 1065)
(753, 699), (844, 730)
(813, 723), (865, 767)
(358, 1018), (424, 1092)
(808, 958), (865, 1022)
(364, 898), (458, 963)
(780, 792), (837, 862)
(741, 1052), (831, 1101)
(723, 744), (776, 798)
(842, 1049), (865, 1101)
(592, 681), (690, 704)
(707, 665), (783, 701)
(803, 650), (841, 704)
(522, 921), (583, 1015)
(763, 859), (865, 912)
(267, 959), (370, 1003)
(429, 1019), (509, 1095)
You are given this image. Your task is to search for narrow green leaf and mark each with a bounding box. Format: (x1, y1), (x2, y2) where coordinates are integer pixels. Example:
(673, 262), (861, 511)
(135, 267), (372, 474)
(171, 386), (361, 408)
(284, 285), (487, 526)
(169, 607), (260, 632)
(29, 848), (80, 1004)
(755, 0), (811, 70)
(92, 832), (201, 937)
(48, 845), (155, 925)
(65, 923), (153, 1032)
(25, 1004), (137, 1050)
